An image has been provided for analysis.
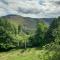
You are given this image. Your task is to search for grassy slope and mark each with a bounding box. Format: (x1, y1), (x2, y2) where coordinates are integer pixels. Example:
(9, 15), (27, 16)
(0, 47), (60, 60)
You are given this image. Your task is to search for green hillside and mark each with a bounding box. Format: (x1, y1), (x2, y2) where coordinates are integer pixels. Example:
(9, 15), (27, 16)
(1, 15), (39, 29)
(0, 15), (53, 32)
(0, 15), (60, 60)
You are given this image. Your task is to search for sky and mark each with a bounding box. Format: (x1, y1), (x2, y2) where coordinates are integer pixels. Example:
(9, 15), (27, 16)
(0, 0), (60, 18)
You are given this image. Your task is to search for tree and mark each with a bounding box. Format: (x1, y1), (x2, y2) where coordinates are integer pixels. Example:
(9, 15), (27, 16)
(45, 17), (60, 44)
(18, 25), (22, 34)
(29, 21), (48, 47)
(0, 18), (16, 50)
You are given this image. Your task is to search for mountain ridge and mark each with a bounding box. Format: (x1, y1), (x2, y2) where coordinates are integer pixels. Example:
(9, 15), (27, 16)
(0, 14), (54, 33)
(0, 14), (54, 24)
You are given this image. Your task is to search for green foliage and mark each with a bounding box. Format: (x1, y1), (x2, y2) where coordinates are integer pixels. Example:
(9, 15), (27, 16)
(29, 21), (48, 47)
(0, 18), (17, 50)
(0, 18), (32, 50)
(45, 17), (60, 44)
(18, 24), (22, 34)
(0, 16), (60, 60)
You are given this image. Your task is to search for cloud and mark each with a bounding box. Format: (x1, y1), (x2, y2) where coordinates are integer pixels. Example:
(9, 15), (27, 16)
(0, 0), (60, 18)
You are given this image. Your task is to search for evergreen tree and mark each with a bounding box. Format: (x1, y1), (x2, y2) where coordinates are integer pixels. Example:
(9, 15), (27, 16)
(29, 21), (48, 47)
(18, 25), (22, 34)
(45, 17), (60, 44)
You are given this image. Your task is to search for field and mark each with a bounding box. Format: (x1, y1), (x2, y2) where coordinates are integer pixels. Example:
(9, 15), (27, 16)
(0, 47), (60, 60)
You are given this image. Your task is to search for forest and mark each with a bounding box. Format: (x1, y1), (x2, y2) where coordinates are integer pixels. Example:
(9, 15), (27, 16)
(0, 16), (60, 60)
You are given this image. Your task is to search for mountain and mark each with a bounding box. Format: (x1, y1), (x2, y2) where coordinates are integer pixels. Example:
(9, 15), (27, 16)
(0, 14), (54, 33)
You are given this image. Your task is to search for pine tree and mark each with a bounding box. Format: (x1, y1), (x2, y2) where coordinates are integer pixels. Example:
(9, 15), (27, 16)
(45, 17), (60, 44)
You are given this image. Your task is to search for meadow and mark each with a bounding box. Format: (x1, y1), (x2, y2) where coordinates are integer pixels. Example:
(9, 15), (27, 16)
(0, 48), (59, 60)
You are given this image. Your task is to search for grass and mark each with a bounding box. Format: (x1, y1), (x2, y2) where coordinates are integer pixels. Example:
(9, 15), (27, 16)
(0, 47), (59, 60)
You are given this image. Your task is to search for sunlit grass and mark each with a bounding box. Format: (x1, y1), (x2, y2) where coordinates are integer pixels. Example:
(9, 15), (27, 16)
(0, 48), (60, 60)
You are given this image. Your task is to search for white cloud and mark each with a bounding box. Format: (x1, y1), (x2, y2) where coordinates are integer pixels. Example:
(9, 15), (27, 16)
(0, 0), (60, 18)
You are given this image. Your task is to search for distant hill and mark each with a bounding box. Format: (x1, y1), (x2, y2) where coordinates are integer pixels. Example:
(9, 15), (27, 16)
(0, 14), (54, 33)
